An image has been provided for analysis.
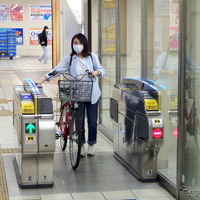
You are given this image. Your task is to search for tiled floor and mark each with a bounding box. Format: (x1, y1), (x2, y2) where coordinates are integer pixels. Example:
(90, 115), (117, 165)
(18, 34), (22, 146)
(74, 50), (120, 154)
(0, 56), (176, 200)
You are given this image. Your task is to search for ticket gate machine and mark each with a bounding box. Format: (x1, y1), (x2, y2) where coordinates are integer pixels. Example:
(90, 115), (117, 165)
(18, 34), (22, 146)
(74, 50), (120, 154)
(13, 79), (55, 188)
(110, 78), (164, 181)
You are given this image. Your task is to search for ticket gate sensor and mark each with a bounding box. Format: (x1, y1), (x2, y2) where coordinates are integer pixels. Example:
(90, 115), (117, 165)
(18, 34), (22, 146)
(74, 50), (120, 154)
(13, 79), (55, 188)
(110, 78), (164, 182)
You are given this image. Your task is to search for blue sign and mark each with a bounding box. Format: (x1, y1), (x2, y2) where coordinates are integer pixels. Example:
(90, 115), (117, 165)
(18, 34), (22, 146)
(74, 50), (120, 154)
(15, 28), (23, 45)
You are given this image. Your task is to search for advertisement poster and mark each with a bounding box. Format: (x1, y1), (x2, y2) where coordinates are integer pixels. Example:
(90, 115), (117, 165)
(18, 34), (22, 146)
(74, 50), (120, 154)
(169, 0), (179, 51)
(103, 0), (116, 8)
(154, 0), (169, 16)
(10, 4), (23, 21)
(30, 28), (52, 45)
(102, 1), (116, 54)
(29, 5), (52, 22)
(153, 18), (163, 51)
(15, 28), (23, 45)
(0, 4), (23, 22)
(0, 5), (11, 22)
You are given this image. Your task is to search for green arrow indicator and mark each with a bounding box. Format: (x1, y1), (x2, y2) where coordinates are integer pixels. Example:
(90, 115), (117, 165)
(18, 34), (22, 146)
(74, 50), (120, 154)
(25, 123), (36, 134)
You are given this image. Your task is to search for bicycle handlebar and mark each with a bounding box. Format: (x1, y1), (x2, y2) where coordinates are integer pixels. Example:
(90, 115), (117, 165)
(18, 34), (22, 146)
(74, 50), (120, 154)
(47, 70), (92, 81)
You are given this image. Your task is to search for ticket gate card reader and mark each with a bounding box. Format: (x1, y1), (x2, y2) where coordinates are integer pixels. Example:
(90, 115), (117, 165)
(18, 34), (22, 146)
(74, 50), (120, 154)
(20, 93), (35, 114)
(13, 79), (55, 188)
(110, 79), (164, 181)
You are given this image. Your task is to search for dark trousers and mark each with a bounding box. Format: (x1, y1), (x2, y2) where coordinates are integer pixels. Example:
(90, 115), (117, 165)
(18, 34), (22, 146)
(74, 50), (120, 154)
(78, 101), (99, 145)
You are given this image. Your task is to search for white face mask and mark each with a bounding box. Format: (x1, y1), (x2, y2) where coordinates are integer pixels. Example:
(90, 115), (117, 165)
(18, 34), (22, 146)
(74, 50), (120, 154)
(73, 44), (84, 54)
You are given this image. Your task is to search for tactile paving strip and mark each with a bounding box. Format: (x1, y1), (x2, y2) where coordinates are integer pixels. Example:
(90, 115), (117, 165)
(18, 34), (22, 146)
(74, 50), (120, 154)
(1, 148), (20, 154)
(0, 110), (12, 116)
(0, 99), (12, 116)
(0, 148), (9, 200)
(0, 99), (7, 104)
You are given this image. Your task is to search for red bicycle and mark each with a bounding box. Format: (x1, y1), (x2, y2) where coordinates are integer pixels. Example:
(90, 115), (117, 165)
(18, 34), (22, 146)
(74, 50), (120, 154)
(50, 70), (93, 170)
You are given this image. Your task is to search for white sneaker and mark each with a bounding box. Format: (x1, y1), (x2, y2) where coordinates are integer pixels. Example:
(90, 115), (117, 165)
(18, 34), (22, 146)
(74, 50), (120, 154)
(80, 145), (86, 157)
(38, 57), (42, 62)
(87, 145), (95, 156)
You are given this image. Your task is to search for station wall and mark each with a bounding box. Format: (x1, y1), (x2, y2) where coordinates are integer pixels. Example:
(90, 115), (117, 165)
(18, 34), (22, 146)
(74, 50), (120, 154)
(0, 0), (52, 57)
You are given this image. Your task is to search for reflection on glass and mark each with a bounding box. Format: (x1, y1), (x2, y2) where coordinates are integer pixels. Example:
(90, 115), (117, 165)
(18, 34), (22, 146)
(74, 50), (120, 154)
(152, 50), (178, 95)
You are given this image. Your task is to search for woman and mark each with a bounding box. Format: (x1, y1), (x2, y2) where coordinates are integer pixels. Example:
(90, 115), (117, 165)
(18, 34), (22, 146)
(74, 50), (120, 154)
(37, 33), (106, 156)
(38, 26), (49, 64)
(152, 51), (178, 95)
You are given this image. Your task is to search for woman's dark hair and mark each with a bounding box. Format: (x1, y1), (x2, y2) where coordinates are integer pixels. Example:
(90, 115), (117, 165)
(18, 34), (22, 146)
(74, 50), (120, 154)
(42, 26), (48, 34)
(70, 33), (91, 57)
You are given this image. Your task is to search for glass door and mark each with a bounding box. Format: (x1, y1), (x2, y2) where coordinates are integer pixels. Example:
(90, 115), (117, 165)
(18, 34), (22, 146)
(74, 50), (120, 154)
(146, 0), (179, 188)
(178, 0), (200, 199)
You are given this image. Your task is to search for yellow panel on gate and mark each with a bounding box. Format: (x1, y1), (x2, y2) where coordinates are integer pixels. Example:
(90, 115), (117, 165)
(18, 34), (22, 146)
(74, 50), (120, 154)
(144, 99), (158, 111)
(21, 102), (35, 114)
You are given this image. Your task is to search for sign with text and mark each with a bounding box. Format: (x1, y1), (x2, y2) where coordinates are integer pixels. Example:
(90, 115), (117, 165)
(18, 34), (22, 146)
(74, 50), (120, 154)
(10, 4), (23, 21)
(15, 28), (23, 45)
(29, 28), (52, 45)
(169, 0), (179, 51)
(29, 5), (51, 22)
(0, 4), (23, 22)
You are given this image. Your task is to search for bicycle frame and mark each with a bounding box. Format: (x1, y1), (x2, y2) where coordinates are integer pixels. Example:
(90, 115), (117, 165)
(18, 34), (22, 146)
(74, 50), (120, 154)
(59, 101), (79, 137)
(59, 101), (71, 141)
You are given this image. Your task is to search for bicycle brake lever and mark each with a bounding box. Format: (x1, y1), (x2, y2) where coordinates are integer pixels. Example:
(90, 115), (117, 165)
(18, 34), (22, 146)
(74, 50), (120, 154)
(48, 70), (57, 77)
(85, 70), (92, 76)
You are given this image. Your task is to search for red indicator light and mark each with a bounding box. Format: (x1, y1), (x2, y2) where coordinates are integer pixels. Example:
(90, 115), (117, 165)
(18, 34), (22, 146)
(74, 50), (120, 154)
(152, 128), (163, 139)
(173, 128), (179, 138)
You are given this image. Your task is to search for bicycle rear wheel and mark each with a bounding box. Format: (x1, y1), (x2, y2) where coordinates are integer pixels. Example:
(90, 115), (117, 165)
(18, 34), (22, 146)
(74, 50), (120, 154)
(69, 107), (81, 170)
(59, 106), (68, 151)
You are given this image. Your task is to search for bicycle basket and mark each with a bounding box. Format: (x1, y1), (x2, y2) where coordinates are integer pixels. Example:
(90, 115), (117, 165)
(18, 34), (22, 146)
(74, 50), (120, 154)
(58, 79), (93, 102)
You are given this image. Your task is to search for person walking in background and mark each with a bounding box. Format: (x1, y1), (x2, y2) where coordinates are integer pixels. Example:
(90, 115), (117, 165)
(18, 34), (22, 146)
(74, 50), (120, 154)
(37, 33), (106, 157)
(38, 26), (49, 64)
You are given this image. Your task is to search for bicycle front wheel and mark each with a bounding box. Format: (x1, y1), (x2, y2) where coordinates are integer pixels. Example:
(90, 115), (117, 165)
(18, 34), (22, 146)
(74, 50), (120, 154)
(69, 108), (81, 170)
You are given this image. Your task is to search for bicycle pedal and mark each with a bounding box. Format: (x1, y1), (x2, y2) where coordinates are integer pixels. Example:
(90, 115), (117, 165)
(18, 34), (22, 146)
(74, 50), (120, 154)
(55, 122), (59, 126)
(55, 131), (62, 139)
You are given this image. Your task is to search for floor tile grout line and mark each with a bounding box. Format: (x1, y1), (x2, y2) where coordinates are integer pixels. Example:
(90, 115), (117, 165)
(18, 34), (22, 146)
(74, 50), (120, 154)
(100, 191), (109, 200)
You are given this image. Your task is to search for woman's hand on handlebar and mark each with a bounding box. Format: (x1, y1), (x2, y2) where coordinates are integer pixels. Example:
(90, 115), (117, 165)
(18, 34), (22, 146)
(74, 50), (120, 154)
(89, 70), (101, 77)
(36, 77), (48, 85)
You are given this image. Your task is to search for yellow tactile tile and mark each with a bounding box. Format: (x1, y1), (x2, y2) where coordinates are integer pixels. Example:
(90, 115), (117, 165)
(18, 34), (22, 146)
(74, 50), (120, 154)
(1, 148), (20, 154)
(0, 148), (9, 200)
(0, 110), (12, 116)
(0, 99), (7, 104)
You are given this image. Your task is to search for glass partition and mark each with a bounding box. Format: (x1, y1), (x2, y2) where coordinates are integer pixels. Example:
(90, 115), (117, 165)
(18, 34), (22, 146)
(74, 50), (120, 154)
(98, 0), (117, 139)
(178, 0), (200, 199)
(146, 0), (179, 186)
(98, 0), (143, 139)
(97, 0), (179, 191)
